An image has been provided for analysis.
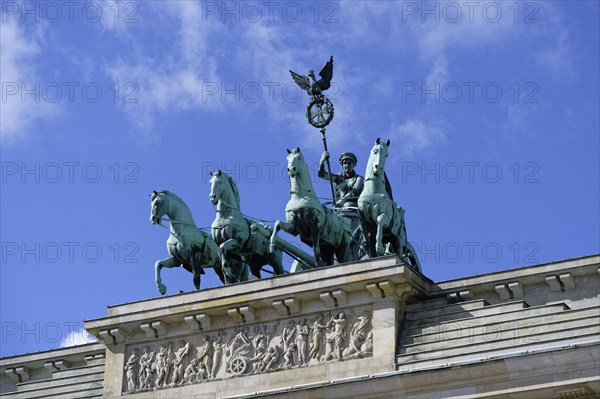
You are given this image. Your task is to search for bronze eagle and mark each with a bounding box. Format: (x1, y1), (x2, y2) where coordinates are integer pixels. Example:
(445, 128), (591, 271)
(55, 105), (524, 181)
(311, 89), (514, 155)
(290, 56), (334, 97)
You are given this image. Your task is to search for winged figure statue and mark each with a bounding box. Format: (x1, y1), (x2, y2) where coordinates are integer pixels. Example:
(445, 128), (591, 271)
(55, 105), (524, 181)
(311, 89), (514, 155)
(290, 56), (334, 97)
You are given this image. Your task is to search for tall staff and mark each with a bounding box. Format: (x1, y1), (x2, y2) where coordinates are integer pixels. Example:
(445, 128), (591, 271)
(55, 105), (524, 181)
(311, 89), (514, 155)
(290, 56), (337, 203)
(319, 128), (336, 202)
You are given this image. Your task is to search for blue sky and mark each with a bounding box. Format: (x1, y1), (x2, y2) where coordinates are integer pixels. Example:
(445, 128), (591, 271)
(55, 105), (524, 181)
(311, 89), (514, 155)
(1, 1), (598, 357)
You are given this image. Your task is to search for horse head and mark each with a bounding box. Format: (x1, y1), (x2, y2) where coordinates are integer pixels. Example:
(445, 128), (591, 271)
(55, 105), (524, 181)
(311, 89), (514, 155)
(208, 170), (223, 205)
(369, 138), (391, 177)
(286, 147), (304, 178)
(150, 190), (167, 224)
(209, 170), (240, 209)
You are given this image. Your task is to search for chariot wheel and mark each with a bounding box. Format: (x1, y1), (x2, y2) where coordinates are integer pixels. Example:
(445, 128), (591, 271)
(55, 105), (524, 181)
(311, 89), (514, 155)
(230, 356), (249, 376)
(306, 96), (334, 128)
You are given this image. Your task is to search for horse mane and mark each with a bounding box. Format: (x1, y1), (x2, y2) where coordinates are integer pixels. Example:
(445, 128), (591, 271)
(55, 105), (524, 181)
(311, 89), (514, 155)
(161, 190), (180, 201)
(156, 190), (194, 219)
(384, 172), (394, 200)
(223, 173), (241, 208)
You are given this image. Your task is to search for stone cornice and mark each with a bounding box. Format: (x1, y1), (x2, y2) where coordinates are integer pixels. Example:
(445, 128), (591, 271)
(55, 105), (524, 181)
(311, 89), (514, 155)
(84, 256), (429, 338)
(430, 254), (599, 294)
(0, 342), (105, 371)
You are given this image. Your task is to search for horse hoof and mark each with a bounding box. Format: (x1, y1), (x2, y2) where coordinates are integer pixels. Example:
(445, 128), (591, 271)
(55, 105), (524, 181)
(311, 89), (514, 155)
(376, 245), (385, 256)
(157, 283), (167, 295)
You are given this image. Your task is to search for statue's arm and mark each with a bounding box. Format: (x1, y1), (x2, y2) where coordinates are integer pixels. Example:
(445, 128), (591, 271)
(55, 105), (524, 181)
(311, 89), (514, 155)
(336, 175), (364, 205)
(354, 175), (365, 193)
(318, 151), (342, 183)
(319, 168), (343, 184)
(317, 162), (328, 179)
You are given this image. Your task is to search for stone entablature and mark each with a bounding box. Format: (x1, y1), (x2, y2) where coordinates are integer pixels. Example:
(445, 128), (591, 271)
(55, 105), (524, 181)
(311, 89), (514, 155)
(83, 255), (428, 398)
(1, 254), (598, 399)
(0, 343), (105, 398)
(430, 255), (599, 307)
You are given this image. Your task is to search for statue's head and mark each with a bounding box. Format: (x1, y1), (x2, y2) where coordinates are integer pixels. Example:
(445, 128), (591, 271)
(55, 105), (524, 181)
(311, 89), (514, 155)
(370, 138), (391, 176)
(339, 152), (358, 173)
(286, 147), (303, 177)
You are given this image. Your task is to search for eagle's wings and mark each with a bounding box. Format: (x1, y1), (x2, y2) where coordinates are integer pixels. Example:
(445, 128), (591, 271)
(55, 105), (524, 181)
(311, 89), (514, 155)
(289, 70), (311, 91)
(318, 56), (334, 91)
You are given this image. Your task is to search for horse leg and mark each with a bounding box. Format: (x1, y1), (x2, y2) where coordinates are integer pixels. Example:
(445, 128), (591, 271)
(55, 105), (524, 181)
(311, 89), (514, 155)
(388, 235), (401, 257)
(321, 247), (335, 266)
(189, 259), (203, 291)
(335, 234), (351, 264)
(271, 220), (297, 253)
(192, 270), (201, 290)
(219, 239), (241, 284)
(251, 231), (283, 275)
(360, 222), (376, 258)
(271, 249), (285, 275)
(376, 213), (390, 256)
(155, 256), (181, 295)
(245, 255), (263, 279)
(236, 258), (250, 282)
(308, 221), (323, 266)
(214, 265), (226, 284)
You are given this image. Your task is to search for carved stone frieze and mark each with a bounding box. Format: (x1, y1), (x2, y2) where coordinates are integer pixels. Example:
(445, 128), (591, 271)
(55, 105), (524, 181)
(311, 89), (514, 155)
(122, 309), (373, 393)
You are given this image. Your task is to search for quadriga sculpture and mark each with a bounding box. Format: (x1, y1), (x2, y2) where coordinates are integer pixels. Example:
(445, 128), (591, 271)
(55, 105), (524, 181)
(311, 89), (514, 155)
(357, 139), (422, 272)
(270, 148), (352, 266)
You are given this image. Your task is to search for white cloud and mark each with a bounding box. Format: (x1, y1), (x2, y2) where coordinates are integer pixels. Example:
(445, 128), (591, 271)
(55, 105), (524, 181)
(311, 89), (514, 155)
(528, 3), (575, 77)
(101, 1), (573, 152)
(536, 29), (573, 76)
(105, 1), (221, 134)
(97, 0), (139, 33)
(392, 119), (447, 156)
(0, 21), (59, 143)
(426, 55), (450, 88)
(103, 2), (373, 149)
(60, 327), (96, 348)
(233, 23), (370, 154)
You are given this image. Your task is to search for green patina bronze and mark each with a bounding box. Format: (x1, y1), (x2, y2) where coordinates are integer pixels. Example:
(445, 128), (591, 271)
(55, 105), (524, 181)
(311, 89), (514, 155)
(147, 57), (424, 292)
(318, 150), (366, 260)
(209, 170), (285, 283)
(270, 148), (353, 267)
(150, 190), (245, 295)
(290, 56), (335, 129)
(290, 57), (337, 202)
(358, 139), (422, 272)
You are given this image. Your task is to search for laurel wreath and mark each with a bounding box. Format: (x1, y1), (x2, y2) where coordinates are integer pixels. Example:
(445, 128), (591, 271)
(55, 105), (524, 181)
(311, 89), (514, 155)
(306, 96), (335, 129)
